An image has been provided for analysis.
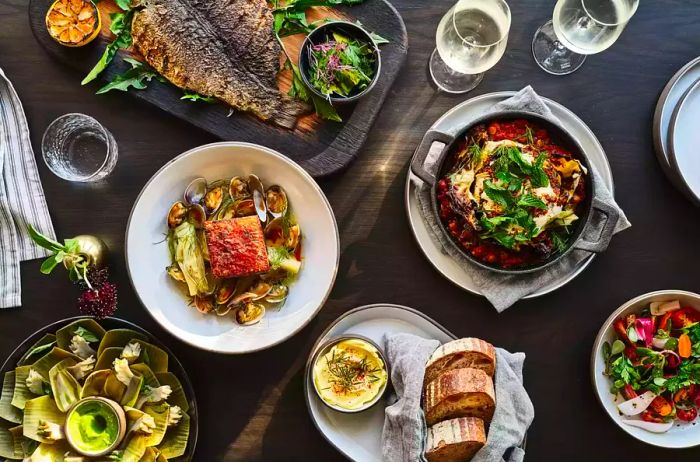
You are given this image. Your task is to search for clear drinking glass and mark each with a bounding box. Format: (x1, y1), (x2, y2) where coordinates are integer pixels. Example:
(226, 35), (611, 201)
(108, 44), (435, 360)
(532, 0), (639, 75)
(429, 0), (511, 94)
(41, 113), (118, 182)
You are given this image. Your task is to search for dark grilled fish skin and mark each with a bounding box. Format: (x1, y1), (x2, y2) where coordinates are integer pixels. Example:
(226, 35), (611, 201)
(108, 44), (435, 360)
(132, 0), (309, 129)
(186, 0), (281, 87)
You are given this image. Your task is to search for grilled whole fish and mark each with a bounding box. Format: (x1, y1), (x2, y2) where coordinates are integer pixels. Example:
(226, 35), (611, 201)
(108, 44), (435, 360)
(131, 0), (310, 128)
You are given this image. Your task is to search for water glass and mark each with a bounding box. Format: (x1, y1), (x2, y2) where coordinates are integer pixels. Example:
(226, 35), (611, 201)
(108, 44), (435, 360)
(429, 0), (511, 94)
(532, 0), (639, 75)
(42, 113), (118, 182)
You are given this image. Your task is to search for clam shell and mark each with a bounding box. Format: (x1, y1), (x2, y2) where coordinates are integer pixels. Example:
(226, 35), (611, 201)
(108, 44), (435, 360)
(266, 185), (288, 219)
(235, 302), (265, 325)
(229, 176), (250, 201)
(248, 174), (267, 223)
(184, 177), (207, 205)
(167, 202), (188, 228)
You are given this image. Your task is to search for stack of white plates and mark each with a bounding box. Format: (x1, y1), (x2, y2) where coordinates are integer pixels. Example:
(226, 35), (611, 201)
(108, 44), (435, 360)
(653, 57), (700, 206)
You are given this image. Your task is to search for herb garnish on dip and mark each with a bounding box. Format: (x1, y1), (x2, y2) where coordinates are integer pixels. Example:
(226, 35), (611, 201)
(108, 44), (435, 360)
(313, 338), (388, 411)
(307, 33), (377, 98)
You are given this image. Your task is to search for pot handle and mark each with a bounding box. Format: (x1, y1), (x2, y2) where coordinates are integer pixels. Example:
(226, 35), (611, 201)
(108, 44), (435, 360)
(410, 130), (455, 185)
(572, 197), (620, 253)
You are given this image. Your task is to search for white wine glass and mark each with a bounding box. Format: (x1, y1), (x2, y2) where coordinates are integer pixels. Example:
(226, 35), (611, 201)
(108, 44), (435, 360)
(532, 0), (639, 75)
(429, 0), (511, 94)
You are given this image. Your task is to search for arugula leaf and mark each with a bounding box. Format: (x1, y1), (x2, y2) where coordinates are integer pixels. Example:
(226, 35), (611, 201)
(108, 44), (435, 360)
(114, 0), (131, 10)
(95, 58), (160, 94)
(311, 95), (342, 122)
(82, 10), (135, 85)
(517, 194), (547, 210)
(354, 21), (389, 45)
(74, 327), (99, 343)
(181, 92), (217, 103)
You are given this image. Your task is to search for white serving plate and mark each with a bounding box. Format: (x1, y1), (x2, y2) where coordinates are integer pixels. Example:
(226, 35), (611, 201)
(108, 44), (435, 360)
(125, 142), (339, 354)
(669, 78), (700, 206)
(405, 91), (614, 298)
(653, 56), (700, 199)
(304, 304), (455, 462)
(591, 290), (700, 448)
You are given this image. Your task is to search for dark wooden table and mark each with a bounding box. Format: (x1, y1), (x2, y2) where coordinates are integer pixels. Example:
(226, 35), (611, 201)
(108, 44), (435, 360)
(1, 0), (700, 460)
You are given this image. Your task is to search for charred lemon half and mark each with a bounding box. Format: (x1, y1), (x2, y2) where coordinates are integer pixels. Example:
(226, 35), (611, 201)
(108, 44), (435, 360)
(46, 0), (101, 47)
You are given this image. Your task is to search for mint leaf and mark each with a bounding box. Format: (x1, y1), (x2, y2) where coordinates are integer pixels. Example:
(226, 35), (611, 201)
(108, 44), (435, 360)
(517, 194), (547, 210)
(483, 181), (514, 209)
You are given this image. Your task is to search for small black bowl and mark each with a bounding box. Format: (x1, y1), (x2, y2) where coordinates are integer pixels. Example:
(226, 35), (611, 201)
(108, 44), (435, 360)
(298, 21), (381, 104)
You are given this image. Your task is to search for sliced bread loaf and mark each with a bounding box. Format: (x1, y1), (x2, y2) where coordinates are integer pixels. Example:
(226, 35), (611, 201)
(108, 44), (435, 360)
(424, 368), (495, 426)
(425, 417), (486, 462)
(424, 338), (496, 386)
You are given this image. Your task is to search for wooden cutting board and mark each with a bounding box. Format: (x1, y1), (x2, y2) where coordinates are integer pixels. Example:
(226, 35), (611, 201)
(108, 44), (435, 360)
(29, 0), (408, 177)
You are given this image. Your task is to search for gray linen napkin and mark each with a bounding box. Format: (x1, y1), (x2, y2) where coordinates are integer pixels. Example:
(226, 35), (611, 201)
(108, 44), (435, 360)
(381, 333), (534, 462)
(472, 348), (534, 462)
(382, 333), (441, 462)
(415, 86), (631, 312)
(0, 66), (55, 308)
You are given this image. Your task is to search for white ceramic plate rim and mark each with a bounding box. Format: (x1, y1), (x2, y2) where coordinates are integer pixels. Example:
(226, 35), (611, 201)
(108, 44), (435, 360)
(304, 304), (455, 461)
(404, 91), (614, 298)
(124, 141), (339, 354)
(591, 290), (700, 448)
(669, 79), (700, 205)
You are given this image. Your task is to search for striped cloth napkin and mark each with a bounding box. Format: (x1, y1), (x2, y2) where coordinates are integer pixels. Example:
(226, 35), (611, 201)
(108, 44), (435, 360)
(0, 66), (56, 308)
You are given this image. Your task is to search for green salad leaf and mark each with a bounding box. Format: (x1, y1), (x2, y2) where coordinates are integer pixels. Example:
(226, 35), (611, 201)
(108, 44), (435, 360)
(82, 10), (135, 85)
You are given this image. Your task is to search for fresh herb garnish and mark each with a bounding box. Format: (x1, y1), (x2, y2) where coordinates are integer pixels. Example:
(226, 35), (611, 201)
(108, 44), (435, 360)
(325, 349), (380, 393)
(180, 91), (217, 103)
(74, 327), (99, 343)
(25, 341), (57, 361)
(307, 32), (375, 98)
(95, 58), (163, 94)
(82, 4), (135, 85)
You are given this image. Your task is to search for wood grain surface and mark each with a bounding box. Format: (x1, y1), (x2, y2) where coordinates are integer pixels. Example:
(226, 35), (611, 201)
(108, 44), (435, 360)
(28, 0), (409, 177)
(1, 0), (700, 460)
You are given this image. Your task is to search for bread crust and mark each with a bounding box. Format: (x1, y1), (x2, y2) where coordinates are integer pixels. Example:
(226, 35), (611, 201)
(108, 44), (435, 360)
(424, 368), (496, 426)
(424, 338), (496, 387)
(425, 417), (486, 462)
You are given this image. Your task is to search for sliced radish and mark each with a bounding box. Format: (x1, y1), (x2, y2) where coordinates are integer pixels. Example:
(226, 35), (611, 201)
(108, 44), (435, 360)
(652, 337), (668, 349)
(621, 418), (673, 433)
(617, 391), (657, 416)
(650, 300), (681, 316)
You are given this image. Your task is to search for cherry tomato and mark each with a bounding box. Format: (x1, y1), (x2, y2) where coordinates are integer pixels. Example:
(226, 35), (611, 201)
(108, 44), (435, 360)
(624, 346), (638, 361)
(623, 384), (637, 400)
(641, 410), (665, 423)
(672, 308), (698, 328)
(678, 407), (698, 422)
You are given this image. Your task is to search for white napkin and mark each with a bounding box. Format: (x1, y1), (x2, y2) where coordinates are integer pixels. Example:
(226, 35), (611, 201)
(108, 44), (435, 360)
(0, 66), (56, 308)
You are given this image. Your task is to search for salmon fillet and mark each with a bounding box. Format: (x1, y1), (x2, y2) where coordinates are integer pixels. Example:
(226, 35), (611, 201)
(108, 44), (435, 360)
(131, 0), (310, 128)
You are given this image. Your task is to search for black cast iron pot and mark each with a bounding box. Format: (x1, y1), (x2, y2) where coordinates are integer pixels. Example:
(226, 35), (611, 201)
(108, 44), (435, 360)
(410, 111), (620, 275)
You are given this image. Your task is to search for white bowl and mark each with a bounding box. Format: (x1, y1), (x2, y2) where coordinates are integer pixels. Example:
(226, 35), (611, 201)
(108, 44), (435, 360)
(125, 142), (339, 354)
(591, 290), (700, 448)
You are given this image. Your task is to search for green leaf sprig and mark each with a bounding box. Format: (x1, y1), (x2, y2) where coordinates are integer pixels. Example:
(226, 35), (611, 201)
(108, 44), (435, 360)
(27, 225), (94, 288)
(96, 58), (164, 94)
(82, 1), (135, 85)
(475, 144), (560, 249)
